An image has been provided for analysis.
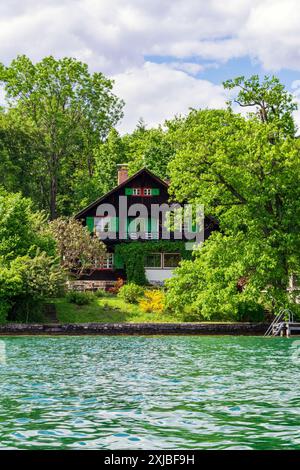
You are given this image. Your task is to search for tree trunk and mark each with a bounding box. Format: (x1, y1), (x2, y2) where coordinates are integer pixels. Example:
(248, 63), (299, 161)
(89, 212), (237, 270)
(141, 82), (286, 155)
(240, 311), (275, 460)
(50, 175), (57, 220)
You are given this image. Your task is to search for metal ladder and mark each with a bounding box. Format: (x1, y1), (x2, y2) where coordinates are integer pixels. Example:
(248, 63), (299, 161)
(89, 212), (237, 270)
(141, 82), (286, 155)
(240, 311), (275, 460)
(264, 308), (294, 337)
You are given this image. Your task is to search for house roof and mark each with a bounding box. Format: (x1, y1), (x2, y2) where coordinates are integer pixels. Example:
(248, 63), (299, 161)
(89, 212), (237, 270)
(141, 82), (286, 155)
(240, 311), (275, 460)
(75, 167), (169, 219)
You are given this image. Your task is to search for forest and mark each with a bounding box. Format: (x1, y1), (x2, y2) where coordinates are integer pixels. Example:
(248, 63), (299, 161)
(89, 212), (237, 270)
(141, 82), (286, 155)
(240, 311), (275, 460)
(0, 55), (300, 323)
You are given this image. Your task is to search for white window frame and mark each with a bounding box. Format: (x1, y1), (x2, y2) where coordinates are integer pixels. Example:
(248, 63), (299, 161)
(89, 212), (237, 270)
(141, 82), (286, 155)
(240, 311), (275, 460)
(144, 252), (181, 269)
(143, 188), (151, 196)
(133, 188), (141, 196)
(97, 253), (114, 269)
(144, 252), (163, 269)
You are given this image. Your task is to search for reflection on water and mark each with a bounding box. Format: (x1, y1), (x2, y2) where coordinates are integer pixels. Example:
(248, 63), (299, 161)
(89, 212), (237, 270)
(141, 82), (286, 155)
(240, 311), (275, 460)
(0, 336), (299, 449)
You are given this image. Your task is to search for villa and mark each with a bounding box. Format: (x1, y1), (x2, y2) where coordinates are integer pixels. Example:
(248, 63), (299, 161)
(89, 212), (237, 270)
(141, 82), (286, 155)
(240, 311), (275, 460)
(75, 164), (218, 289)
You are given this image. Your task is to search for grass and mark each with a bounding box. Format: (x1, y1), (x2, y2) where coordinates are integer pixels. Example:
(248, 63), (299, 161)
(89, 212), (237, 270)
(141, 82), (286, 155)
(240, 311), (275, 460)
(53, 294), (180, 324)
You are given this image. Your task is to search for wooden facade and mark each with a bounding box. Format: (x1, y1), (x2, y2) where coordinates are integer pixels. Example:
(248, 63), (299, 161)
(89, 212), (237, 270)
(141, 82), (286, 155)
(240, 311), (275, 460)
(75, 167), (218, 285)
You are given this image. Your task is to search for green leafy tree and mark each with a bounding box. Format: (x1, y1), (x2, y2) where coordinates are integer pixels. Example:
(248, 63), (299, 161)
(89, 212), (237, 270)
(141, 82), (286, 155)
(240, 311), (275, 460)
(166, 107), (300, 317)
(0, 109), (44, 204)
(93, 128), (127, 194)
(0, 189), (65, 322)
(0, 55), (124, 218)
(124, 125), (175, 180)
(223, 75), (297, 135)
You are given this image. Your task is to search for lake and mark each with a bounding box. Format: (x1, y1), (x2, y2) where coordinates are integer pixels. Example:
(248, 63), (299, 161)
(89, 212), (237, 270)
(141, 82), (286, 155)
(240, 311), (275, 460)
(0, 336), (299, 449)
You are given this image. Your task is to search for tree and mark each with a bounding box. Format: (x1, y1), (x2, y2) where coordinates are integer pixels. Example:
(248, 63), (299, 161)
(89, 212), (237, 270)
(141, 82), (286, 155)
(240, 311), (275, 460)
(124, 125), (175, 180)
(93, 128), (127, 196)
(166, 107), (300, 317)
(49, 217), (106, 277)
(0, 189), (65, 322)
(0, 55), (124, 218)
(223, 75), (297, 135)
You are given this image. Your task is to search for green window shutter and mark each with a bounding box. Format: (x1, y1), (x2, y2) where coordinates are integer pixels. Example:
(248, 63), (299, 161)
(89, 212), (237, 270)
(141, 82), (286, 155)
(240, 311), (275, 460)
(125, 188), (133, 195)
(111, 216), (119, 232)
(150, 218), (158, 232)
(114, 252), (124, 269)
(86, 216), (94, 233)
(127, 216), (132, 234)
(151, 188), (160, 196)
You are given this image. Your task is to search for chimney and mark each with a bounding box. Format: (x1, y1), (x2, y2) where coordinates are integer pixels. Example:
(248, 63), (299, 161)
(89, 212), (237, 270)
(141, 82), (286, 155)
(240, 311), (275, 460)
(117, 164), (129, 185)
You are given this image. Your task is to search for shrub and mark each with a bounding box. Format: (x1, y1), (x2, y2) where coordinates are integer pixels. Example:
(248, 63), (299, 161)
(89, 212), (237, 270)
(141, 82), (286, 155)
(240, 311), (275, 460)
(66, 290), (94, 305)
(118, 283), (145, 304)
(139, 289), (165, 313)
(94, 289), (107, 298)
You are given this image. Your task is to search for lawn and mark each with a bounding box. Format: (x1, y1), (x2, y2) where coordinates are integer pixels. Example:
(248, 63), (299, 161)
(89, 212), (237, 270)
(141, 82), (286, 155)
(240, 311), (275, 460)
(52, 294), (181, 323)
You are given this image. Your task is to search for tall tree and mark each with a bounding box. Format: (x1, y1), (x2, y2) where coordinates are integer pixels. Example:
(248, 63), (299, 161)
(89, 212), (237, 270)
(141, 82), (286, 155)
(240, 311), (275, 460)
(0, 55), (124, 218)
(223, 75), (297, 135)
(166, 108), (300, 316)
(124, 125), (175, 180)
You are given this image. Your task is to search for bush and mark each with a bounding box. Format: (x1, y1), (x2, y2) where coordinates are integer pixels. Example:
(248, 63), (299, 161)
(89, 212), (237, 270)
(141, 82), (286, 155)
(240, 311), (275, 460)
(139, 290), (165, 313)
(66, 291), (94, 305)
(94, 289), (107, 298)
(118, 283), (145, 304)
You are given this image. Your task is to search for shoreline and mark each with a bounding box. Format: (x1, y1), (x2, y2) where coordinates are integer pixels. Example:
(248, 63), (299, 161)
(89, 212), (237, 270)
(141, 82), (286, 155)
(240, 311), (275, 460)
(0, 322), (270, 336)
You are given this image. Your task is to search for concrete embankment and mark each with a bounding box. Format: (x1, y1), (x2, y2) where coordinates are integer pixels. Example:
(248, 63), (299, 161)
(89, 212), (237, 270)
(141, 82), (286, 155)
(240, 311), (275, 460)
(0, 322), (269, 335)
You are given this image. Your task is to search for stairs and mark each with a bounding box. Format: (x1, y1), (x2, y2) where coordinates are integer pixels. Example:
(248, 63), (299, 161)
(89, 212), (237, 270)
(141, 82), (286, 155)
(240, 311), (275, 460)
(43, 304), (58, 323)
(264, 308), (300, 337)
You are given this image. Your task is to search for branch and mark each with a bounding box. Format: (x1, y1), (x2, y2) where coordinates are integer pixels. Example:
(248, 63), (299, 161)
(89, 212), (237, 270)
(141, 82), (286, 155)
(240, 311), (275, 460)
(215, 172), (247, 204)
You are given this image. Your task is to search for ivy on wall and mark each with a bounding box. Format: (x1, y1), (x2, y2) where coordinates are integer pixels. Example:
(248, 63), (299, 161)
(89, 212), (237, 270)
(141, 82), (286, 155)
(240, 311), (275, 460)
(114, 240), (192, 285)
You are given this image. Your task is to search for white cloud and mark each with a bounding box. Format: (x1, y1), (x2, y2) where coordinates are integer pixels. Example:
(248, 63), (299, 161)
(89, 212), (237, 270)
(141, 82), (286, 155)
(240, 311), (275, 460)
(113, 62), (226, 133)
(1, 1), (300, 131)
(1, 0), (300, 73)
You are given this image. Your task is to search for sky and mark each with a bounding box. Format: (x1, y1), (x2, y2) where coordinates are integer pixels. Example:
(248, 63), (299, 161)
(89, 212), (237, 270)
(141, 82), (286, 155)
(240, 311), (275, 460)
(1, 0), (300, 133)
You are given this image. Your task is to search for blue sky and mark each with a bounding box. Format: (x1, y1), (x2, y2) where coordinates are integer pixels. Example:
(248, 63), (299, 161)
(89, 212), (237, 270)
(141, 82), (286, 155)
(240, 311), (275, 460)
(1, 0), (300, 132)
(146, 54), (299, 90)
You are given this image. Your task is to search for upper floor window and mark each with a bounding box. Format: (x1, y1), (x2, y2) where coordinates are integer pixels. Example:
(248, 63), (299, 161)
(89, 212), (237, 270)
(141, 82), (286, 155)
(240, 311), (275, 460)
(125, 187), (160, 196)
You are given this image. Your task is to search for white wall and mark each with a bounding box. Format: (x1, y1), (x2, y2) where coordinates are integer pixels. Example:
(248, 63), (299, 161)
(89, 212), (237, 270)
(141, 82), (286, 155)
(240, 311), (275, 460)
(145, 269), (174, 283)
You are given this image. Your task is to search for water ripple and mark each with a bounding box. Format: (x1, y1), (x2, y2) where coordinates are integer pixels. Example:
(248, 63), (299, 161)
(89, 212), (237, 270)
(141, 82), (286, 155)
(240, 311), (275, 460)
(0, 336), (299, 449)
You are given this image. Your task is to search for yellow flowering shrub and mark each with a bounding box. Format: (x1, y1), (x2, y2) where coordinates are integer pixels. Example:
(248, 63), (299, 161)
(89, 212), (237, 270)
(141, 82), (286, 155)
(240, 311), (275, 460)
(139, 289), (165, 313)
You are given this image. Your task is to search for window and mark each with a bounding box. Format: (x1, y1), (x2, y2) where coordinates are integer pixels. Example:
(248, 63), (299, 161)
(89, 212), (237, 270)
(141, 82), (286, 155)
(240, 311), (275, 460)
(97, 253), (114, 269)
(145, 253), (162, 268)
(128, 217), (147, 236)
(143, 188), (151, 196)
(125, 187), (141, 196)
(95, 216), (111, 233)
(144, 253), (181, 269)
(163, 253), (181, 268)
(94, 217), (118, 237)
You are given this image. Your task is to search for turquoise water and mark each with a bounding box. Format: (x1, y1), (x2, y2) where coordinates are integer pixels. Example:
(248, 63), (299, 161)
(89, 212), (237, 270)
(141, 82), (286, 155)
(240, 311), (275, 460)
(0, 336), (299, 450)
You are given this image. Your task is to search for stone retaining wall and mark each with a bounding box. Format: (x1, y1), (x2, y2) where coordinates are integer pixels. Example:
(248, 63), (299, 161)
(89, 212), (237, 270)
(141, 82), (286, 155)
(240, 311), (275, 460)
(0, 322), (269, 335)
